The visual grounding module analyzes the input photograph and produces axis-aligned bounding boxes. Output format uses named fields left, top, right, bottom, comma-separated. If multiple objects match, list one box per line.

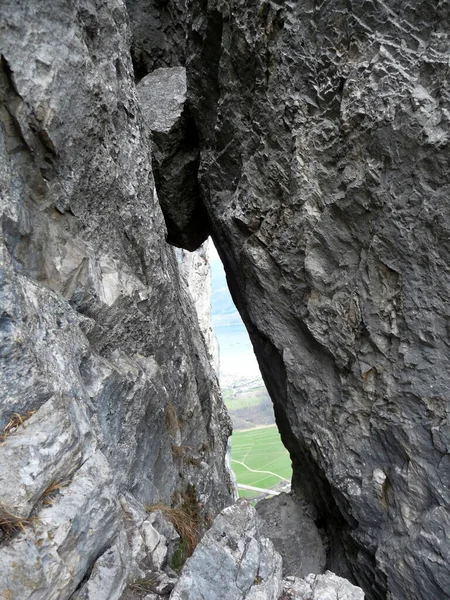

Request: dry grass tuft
left=146, top=484, right=200, bottom=556
left=171, top=444, right=186, bottom=459
left=165, top=402, right=179, bottom=434
left=0, top=410, right=36, bottom=443
left=128, top=575, right=158, bottom=594
left=0, top=504, right=36, bottom=540
left=41, top=478, right=72, bottom=505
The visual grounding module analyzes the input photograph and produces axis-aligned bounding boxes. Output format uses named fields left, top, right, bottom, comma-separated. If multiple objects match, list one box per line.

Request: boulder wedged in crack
left=137, top=67, right=209, bottom=251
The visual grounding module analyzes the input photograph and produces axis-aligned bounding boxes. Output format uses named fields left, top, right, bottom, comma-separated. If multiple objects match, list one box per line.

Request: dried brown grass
left=0, top=410, right=35, bottom=443
left=165, top=402, right=179, bottom=434
left=146, top=484, right=200, bottom=556
left=41, top=478, right=72, bottom=505
left=0, top=504, right=36, bottom=540
left=128, top=575, right=158, bottom=594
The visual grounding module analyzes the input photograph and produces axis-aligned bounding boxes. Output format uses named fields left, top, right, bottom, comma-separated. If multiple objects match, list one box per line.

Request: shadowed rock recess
left=1, top=1, right=449, bottom=600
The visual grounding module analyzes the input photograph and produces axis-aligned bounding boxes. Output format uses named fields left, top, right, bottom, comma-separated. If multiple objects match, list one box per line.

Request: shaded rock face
left=256, top=492, right=326, bottom=578
left=128, top=1, right=450, bottom=599
left=0, top=1, right=232, bottom=597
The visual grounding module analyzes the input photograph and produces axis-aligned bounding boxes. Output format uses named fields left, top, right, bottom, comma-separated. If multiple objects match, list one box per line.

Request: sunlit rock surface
left=0, top=1, right=232, bottom=597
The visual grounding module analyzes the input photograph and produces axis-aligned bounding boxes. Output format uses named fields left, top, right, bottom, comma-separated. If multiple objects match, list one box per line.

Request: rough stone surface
left=137, top=67, right=209, bottom=251
left=142, top=2, right=449, bottom=599
left=0, top=1, right=232, bottom=598
left=125, top=0, right=186, bottom=79
left=178, top=240, right=220, bottom=373
left=283, top=572, right=365, bottom=600
left=256, top=492, right=326, bottom=578
left=170, top=500, right=283, bottom=600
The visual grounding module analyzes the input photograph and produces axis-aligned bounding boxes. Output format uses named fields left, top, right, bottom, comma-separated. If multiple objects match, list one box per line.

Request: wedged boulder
left=256, top=492, right=326, bottom=578
left=170, top=500, right=282, bottom=600
left=137, top=67, right=209, bottom=251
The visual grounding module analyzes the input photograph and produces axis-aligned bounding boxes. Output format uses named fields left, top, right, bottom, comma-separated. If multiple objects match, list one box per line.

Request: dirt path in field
left=231, top=459, right=290, bottom=482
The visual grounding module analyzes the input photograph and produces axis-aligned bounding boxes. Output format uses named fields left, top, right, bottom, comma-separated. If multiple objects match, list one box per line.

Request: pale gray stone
left=71, top=531, right=130, bottom=600
left=0, top=452, right=121, bottom=600
left=282, top=572, right=364, bottom=600
left=0, top=2, right=232, bottom=599
left=170, top=500, right=282, bottom=600
left=141, top=521, right=168, bottom=570
left=0, top=393, right=92, bottom=518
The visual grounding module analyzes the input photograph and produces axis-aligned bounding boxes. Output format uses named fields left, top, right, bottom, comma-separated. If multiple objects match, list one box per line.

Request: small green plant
left=171, top=538, right=189, bottom=573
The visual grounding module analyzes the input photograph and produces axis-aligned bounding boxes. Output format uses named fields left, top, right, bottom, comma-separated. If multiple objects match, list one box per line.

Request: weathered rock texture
left=170, top=500, right=283, bottom=600
left=0, top=1, right=232, bottom=598
left=283, top=571, right=365, bottom=600
left=137, top=66, right=209, bottom=251
left=170, top=500, right=364, bottom=600
left=127, top=1, right=450, bottom=599
left=178, top=240, right=220, bottom=373
left=256, top=492, right=326, bottom=578
left=2, top=1, right=450, bottom=599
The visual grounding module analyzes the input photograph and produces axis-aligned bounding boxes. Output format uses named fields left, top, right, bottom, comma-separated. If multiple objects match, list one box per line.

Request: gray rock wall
left=179, top=2, right=450, bottom=599
left=0, top=1, right=232, bottom=598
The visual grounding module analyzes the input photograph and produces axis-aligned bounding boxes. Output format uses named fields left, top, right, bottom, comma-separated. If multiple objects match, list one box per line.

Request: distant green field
left=231, top=425, right=292, bottom=498
left=223, top=386, right=268, bottom=411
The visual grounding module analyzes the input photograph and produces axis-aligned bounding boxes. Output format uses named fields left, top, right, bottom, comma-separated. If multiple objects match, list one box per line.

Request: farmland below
left=231, top=425, right=292, bottom=499
left=210, top=247, right=291, bottom=496
left=222, top=381, right=275, bottom=430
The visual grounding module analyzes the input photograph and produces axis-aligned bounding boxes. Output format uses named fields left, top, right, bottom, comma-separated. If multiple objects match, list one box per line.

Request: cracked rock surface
left=0, top=1, right=232, bottom=598
left=170, top=501, right=364, bottom=600
left=256, top=492, right=326, bottom=578
left=154, top=1, right=449, bottom=598
left=170, top=500, right=283, bottom=600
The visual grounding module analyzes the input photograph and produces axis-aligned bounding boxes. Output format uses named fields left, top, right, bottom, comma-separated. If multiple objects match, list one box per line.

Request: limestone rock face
left=178, top=240, right=220, bottom=373
left=283, top=572, right=365, bottom=600
left=129, top=1, right=450, bottom=598
left=169, top=501, right=364, bottom=600
left=0, top=1, right=232, bottom=598
left=170, top=500, right=283, bottom=600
